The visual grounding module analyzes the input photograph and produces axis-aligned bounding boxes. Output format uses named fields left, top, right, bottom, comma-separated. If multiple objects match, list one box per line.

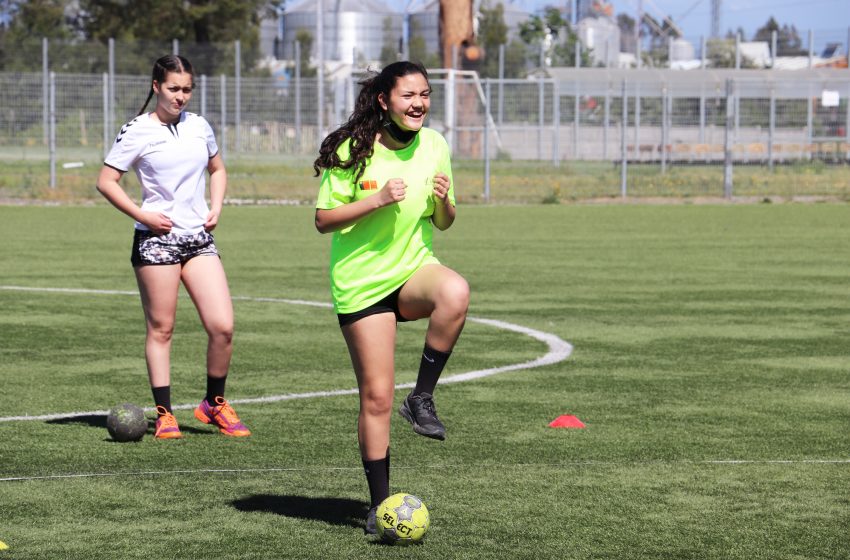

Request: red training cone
left=548, top=415, right=586, bottom=428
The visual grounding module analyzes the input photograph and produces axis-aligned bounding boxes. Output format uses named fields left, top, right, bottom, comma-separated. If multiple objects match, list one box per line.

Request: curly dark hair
left=312, top=61, right=429, bottom=184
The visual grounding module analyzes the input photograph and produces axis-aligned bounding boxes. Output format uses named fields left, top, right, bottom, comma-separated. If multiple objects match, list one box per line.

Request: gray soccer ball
left=106, top=403, right=148, bottom=442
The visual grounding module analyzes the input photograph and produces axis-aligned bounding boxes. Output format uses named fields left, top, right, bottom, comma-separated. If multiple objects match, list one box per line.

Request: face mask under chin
left=382, top=116, right=419, bottom=145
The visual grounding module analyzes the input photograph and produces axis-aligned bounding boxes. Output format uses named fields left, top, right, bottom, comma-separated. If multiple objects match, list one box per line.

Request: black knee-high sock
left=363, top=450, right=390, bottom=508
left=152, top=386, right=172, bottom=413
left=206, top=375, right=227, bottom=405
left=413, top=344, right=452, bottom=396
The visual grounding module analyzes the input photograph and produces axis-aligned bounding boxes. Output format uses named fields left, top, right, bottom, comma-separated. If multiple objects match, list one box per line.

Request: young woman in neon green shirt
left=314, top=61, right=469, bottom=535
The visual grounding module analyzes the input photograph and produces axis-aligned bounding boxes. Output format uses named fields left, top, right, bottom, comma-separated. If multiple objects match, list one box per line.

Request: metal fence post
left=771, top=30, right=777, bottom=68
left=220, top=74, right=227, bottom=161
left=498, top=44, right=504, bottom=126
left=661, top=84, right=668, bottom=174
left=200, top=74, right=207, bottom=117
left=846, top=80, right=850, bottom=161
left=552, top=79, right=560, bottom=166
left=768, top=86, right=775, bottom=171
left=294, top=41, right=301, bottom=147
left=573, top=81, right=579, bottom=159
left=621, top=80, right=628, bottom=198
left=235, top=40, right=241, bottom=152
left=724, top=78, right=734, bottom=199
left=102, top=73, right=109, bottom=159
left=699, top=83, right=706, bottom=143
left=484, top=79, right=491, bottom=203
left=49, top=71, right=56, bottom=189
left=172, top=38, right=179, bottom=55
left=446, top=69, right=456, bottom=153
left=806, top=83, right=813, bottom=152
left=735, top=33, right=741, bottom=69
left=603, top=82, right=610, bottom=160
left=634, top=82, right=640, bottom=159
left=317, top=0, right=325, bottom=145
left=108, top=38, right=115, bottom=145
left=808, top=29, right=814, bottom=69
left=42, top=38, right=48, bottom=146
left=538, top=74, right=544, bottom=160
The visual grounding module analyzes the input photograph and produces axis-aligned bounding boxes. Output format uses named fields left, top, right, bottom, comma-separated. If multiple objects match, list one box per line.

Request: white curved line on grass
left=0, top=285, right=573, bottom=423
left=3, top=459, right=850, bottom=483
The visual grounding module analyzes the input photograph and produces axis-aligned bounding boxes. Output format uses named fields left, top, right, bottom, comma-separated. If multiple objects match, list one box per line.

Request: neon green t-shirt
left=316, top=127, right=455, bottom=313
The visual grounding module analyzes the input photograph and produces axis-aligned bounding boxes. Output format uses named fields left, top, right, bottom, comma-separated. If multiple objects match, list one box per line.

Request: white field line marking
left=3, top=459, right=850, bottom=483
left=0, top=285, right=573, bottom=423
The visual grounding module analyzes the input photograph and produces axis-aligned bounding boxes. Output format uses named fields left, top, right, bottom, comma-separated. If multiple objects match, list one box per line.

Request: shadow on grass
left=45, top=414, right=210, bottom=437
left=232, top=494, right=368, bottom=530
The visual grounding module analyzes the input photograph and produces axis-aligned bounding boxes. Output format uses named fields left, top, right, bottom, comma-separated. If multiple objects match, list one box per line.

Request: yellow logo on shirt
left=359, top=179, right=378, bottom=190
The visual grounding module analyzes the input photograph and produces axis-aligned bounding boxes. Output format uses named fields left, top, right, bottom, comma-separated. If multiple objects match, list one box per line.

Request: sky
left=394, top=0, right=850, bottom=47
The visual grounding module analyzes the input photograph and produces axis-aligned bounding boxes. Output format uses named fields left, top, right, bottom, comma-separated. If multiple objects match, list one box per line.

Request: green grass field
left=1, top=204, right=849, bottom=559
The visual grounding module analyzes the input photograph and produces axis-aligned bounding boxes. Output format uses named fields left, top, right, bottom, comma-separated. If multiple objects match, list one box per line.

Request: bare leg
left=341, top=312, right=398, bottom=461
left=181, top=255, right=234, bottom=379
left=398, top=264, right=470, bottom=352
left=134, top=264, right=182, bottom=388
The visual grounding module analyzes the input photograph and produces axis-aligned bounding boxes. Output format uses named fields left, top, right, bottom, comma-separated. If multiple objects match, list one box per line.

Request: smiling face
left=152, top=71, right=193, bottom=123
left=378, top=72, right=431, bottom=132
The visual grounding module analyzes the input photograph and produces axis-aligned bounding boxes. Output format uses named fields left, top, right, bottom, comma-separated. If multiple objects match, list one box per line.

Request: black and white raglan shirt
left=104, top=111, right=219, bottom=235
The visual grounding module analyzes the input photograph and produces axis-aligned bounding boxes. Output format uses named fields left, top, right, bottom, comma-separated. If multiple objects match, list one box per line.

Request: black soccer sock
left=205, top=375, right=227, bottom=405
left=152, top=385, right=172, bottom=413
left=413, top=344, right=452, bottom=397
left=363, top=452, right=390, bottom=508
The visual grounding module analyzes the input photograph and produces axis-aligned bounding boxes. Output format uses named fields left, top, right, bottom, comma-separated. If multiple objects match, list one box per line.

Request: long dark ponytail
left=312, top=61, right=429, bottom=184
left=137, top=54, right=194, bottom=116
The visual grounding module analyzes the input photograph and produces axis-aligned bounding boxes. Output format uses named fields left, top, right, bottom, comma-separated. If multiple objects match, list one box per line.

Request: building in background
left=576, top=1, right=620, bottom=67
left=407, top=0, right=531, bottom=65
left=271, top=0, right=403, bottom=62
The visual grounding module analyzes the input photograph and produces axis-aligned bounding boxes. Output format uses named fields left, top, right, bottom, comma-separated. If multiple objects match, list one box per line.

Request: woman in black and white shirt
left=97, top=55, right=250, bottom=440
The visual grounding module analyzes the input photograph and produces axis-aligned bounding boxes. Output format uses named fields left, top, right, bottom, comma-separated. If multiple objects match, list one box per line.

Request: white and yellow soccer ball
left=376, top=493, right=430, bottom=545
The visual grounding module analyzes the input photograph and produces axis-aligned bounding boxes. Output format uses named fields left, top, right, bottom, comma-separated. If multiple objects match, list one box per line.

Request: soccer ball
left=376, top=493, right=430, bottom=545
left=106, top=403, right=148, bottom=442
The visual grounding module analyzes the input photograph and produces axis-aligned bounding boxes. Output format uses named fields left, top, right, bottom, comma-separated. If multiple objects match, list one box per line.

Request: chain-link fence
left=2, top=42, right=849, bottom=202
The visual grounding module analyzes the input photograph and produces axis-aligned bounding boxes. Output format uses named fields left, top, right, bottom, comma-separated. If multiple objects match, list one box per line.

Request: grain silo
left=280, top=0, right=403, bottom=62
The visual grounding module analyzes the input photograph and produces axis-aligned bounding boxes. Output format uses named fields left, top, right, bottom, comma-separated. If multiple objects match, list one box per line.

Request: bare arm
left=95, top=165, right=172, bottom=234
left=430, top=172, right=456, bottom=231
left=205, top=153, right=227, bottom=231
left=315, top=178, right=407, bottom=234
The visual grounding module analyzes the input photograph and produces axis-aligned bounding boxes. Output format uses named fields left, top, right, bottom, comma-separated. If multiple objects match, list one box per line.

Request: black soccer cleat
left=399, top=392, right=446, bottom=441
left=365, top=506, right=377, bottom=535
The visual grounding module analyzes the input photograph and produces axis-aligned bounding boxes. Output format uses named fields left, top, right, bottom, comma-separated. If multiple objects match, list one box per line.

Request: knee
left=147, top=322, right=174, bottom=344
left=361, top=390, right=394, bottom=418
left=438, top=276, right=470, bottom=318
left=208, top=322, right=234, bottom=346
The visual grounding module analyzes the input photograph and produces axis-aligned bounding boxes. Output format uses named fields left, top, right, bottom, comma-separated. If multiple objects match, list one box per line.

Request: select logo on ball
left=375, top=493, right=429, bottom=545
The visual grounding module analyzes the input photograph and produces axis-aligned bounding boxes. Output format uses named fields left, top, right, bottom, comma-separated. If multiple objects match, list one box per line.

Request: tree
left=518, top=6, right=590, bottom=68
left=617, top=13, right=636, bottom=55
left=294, top=29, right=316, bottom=77
left=776, top=24, right=807, bottom=56
left=706, top=37, right=755, bottom=68
left=77, top=0, right=279, bottom=75
left=476, top=1, right=524, bottom=78
left=0, top=0, right=74, bottom=70
left=379, top=16, right=400, bottom=67
left=753, top=17, right=779, bottom=45
left=407, top=18, right=440, bottom=69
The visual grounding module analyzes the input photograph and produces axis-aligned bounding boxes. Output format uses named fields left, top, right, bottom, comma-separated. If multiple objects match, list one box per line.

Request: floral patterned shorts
left=130, top=230, right=219, bottom=267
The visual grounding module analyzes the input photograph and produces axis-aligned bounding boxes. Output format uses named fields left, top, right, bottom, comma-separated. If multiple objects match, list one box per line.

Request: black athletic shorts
left=336, top=285, right=411, bottom=327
